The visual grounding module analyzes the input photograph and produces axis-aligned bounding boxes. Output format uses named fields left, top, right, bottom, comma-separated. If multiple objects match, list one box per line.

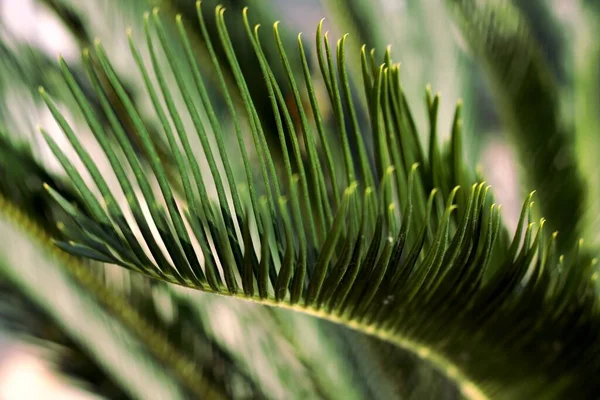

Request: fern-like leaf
left=39, top=4, right=600, bottom=399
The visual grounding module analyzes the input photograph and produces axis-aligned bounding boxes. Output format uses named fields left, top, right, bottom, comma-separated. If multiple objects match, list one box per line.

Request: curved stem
left=214, top=291, right=489, bottom=400
left=1, top=194, right=486, bottom=399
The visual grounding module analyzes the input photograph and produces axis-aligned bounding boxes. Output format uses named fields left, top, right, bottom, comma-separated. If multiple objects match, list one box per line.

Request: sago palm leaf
left=38, top=3, right=600, bottom=399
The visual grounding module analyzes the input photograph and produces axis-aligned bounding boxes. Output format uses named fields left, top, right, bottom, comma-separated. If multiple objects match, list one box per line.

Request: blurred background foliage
left=0, top=0, right=598, bottom=398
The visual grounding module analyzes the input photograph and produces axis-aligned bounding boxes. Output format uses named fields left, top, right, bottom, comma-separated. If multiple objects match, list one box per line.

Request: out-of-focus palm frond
left=445, top=0, right=589, bottom=253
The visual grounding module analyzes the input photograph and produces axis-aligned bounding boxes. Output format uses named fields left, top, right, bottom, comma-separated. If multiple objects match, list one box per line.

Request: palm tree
left=1, top=0, right=599, bottom=399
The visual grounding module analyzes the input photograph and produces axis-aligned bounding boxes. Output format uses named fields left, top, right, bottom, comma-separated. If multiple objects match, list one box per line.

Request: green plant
left=1, top=1, right=599, bottom=399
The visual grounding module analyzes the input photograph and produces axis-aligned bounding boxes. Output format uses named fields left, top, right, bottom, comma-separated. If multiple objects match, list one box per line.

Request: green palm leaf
left=39, top=3, right=600, bottom=399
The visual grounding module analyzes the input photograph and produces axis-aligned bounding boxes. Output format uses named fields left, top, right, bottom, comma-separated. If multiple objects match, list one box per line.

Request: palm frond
left=39, top=4, right=600, bottom=399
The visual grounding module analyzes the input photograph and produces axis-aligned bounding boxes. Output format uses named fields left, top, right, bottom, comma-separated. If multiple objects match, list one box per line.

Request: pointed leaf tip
left=346, top=182, right=359, bottom=195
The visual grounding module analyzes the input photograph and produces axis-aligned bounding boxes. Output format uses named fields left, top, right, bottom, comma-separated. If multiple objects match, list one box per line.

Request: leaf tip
left=345, top=181, right=359, bottom=195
